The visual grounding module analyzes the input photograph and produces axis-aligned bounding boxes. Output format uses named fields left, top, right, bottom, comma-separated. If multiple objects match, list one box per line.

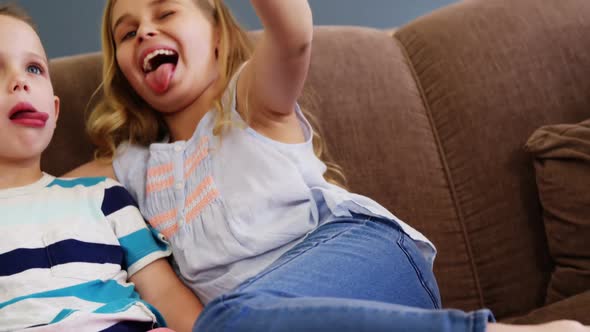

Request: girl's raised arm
left=237, top=0, right=313, bottom=142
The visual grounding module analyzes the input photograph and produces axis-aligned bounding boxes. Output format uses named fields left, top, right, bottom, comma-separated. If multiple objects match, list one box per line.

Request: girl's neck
left=164, top=77, right=221, bottom=142
left=0, top=158, right=43, bottom=190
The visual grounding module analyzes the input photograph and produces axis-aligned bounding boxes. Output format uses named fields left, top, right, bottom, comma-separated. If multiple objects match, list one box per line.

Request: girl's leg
left=236, top=214, right=441, bottom=308
left=193, top=215, right=494, bottom=332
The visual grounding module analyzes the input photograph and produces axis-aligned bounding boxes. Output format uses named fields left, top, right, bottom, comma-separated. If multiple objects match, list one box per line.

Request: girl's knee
left=196, top=289, right=293, bottom=331
left=193, top=291, right=258, bottom=332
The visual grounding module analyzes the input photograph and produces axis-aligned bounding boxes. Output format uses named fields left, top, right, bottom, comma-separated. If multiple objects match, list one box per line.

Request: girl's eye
left=160, top=11, right=174, bottom=19
left=122, top=30, right=136, bottom=42
left=26, top=64, right=43, bottom=75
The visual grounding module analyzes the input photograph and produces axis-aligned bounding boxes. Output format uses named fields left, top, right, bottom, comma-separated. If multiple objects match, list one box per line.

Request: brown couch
left=45, top=0, right=590, bottom=324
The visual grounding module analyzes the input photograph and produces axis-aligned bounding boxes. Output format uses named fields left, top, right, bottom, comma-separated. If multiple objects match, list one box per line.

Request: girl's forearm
left=250, top=0, right=313, bottom=51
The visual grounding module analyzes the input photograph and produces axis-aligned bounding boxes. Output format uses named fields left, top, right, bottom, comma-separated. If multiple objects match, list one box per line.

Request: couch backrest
left=394, top=0, right=590, bottom=318
left=46, top=0, right=590, bottom=319
left=47, top=53, right=102, bottom=172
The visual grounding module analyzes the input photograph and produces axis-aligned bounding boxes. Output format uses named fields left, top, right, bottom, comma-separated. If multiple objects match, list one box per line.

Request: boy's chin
left=5, top=140, right=52, bottom=163
left=0, top=152, right=42, bottom=165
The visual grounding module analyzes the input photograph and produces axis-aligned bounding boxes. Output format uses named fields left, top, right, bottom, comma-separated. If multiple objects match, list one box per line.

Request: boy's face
left=0, top=15, right=59, bottom=164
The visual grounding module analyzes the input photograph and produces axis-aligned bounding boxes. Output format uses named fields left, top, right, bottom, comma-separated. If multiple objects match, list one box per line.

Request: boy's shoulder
left=45, top=176, right=137, bottom=212
left=46, top=176, right=122, bottom=190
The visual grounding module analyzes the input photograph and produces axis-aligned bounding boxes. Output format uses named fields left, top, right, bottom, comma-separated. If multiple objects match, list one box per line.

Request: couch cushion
left=525, top=119, right=590, bottom=305
left=395, top=0, right=590, bottom=318
left=503, top=290, right=590, bottom=324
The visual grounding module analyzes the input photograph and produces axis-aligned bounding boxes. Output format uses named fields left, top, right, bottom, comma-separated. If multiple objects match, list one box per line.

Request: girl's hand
left=488, top=321, right=589, bottom=332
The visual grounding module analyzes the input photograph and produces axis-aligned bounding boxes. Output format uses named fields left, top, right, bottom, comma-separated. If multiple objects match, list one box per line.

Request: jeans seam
left=235, top=218, right=371, bottom=293
left=396, top=229, right=440, bottom=309
left=208, top=295, right=238, bottom=332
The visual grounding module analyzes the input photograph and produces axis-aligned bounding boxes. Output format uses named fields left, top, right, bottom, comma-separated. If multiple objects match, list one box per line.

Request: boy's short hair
left=0, top=3, right=37, bottom=32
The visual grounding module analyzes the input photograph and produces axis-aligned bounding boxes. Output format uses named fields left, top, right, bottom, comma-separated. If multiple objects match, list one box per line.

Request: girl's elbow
left=294, top=39, right=312, bottom=59
left=280, top=29, right=313, bottom=59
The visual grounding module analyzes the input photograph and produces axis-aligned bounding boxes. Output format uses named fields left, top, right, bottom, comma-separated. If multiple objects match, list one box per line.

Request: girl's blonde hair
left=87, top=0, right=346, bottom=187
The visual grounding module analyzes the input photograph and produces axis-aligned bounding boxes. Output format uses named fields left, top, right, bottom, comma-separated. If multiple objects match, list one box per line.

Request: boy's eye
left=122, top=30, right=136, bottom=42
left=26, top=64, right=43, bottom=75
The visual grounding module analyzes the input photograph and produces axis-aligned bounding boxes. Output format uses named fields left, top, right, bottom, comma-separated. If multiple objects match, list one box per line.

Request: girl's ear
left=213, top=25, right=220, bottom=55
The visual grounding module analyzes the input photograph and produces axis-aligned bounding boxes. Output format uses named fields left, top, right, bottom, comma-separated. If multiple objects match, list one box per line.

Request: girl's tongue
left=145, top=63, right=175, bottom=94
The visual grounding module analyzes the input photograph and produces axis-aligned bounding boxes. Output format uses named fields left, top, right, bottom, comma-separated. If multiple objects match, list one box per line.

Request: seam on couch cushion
left=392, top=31, right=485, bottom=309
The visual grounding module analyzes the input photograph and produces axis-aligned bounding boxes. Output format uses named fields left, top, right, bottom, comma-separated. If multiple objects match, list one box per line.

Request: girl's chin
left=145, top=97, right=185, bottom=114
left=139, top=87, right=174, bottom=103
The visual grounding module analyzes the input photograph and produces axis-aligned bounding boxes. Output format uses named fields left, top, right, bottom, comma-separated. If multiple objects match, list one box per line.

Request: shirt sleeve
left=100, top=178, right=172, bottom=277
left=112, top=142, right=150, bottom=204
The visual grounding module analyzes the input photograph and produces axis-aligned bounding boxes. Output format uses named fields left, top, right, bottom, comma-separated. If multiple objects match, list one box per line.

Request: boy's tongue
left=146, top=63, right=175, bottom=94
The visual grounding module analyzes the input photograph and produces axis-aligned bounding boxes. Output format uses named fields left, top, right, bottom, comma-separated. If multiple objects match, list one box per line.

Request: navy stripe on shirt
left=101, top=186, right=138, bottom=216
left=99, top=321, right=155, bottom=332
left=0, top=239, right=123, bottom=277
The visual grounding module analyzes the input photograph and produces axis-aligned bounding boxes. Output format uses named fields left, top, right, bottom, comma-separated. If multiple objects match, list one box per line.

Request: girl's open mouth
left=141, top=48, right=179, bottom=94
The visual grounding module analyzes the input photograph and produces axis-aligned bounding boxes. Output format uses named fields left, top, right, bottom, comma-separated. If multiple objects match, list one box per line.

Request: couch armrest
left=501, top=290, right=590, bottom=324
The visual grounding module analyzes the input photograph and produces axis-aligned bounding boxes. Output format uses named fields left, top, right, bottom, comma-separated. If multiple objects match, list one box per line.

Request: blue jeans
left=193, top=214, right=494, bottom=332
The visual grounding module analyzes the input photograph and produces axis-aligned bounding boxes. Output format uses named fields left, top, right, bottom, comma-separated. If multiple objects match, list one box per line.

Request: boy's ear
left=53, top=96, right=60, bottom=122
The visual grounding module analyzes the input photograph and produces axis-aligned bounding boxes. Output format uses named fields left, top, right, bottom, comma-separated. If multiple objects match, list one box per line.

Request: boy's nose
left=11, top=79, right=30, bottom=92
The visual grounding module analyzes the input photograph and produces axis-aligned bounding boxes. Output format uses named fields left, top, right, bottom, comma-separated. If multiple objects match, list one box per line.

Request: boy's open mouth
left=141, top=48, right=179, bottom=94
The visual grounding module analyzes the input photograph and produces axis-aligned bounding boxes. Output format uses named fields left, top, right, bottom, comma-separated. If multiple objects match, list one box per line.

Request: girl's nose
left=137, top=27, right=157, bottom=43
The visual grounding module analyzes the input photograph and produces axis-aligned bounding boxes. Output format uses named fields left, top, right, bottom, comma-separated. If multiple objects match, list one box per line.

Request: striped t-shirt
left=0, top=174, right=171, bottom=332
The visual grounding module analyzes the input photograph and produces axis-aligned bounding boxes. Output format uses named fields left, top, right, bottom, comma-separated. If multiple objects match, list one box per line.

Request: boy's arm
left=130, top=258, right=203, bottom=332
left=99, top=179, right=201, bottom=331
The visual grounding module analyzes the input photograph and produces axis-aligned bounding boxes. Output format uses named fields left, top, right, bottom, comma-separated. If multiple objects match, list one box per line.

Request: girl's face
left=111, top=0, right=219, bottom=113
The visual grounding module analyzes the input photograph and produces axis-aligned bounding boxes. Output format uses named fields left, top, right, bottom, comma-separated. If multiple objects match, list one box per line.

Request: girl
left=69, top=0, right=588, bottom=331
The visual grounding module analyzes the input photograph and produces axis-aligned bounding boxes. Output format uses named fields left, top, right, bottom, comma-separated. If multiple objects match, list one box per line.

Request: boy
left=0, top=5, right=201, bottom=331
